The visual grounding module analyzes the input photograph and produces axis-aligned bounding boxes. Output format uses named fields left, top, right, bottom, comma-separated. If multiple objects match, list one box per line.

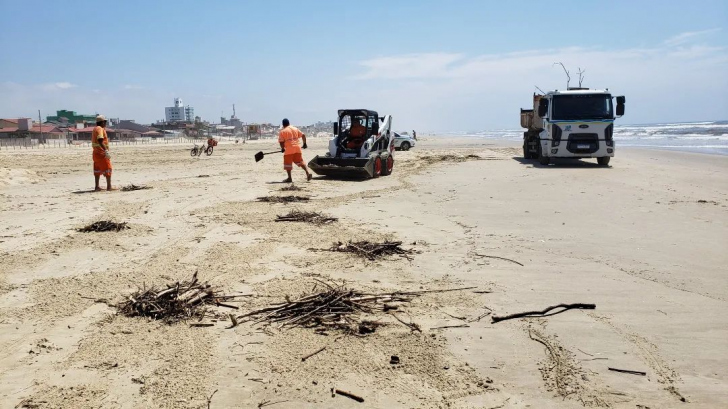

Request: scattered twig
left=226, top=314, right=238, bottom=329
left=206, top=389, right=218, bottom=409
left=190, top=323, right=214, bottom=327
left=258, top=399, right=288, bottom=408
left=430, top=324, right=470, bottom=330
left=301, top=346, right=327, bottom=361
left=468, top=307, right=492, bottom=322
left=487, top=397, right=511, bottom=409
left=608, top=367, right=646, bottom=376
left=335, top=389, right=364, bottom=403
left=492, top=303, right=596, bottom=323
left=390, top=313, right=422, bottom=332
left=473, top=253, right=524, bottom=266
left=577, top=348, right=594, bottom=356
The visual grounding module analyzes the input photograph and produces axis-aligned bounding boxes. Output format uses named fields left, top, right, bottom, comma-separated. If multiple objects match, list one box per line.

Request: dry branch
left=301, top=346, right=327, bottom=361
left=492, top=303, right=596, bottom=323
left=275, top=210, right=337, bottom=225
left=608, top=367, right=646, bottom=376
left=473, top=253, right=524, bottom=266
left=257, top=195, right=310, bottom=203
left=335, top=389, right=364, bottom=403
left=279, top=185, right=303, bottom=192
left=77, top=221, right=129, bottom=233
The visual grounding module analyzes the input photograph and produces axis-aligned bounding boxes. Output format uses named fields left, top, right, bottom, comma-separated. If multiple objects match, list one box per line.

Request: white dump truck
left=521, top=89, right=625, bottom=166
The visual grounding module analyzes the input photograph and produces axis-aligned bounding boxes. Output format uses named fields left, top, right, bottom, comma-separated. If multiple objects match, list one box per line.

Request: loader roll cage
left=334, top=109, right=384, bottom=158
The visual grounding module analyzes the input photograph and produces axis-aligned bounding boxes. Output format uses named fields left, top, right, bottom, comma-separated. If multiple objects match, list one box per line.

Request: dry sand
left=0, top=137, right=726, bottom=408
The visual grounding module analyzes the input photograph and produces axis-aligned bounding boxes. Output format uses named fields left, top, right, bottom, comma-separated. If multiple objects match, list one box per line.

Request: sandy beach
left=0, top=137, right=726, bottom=408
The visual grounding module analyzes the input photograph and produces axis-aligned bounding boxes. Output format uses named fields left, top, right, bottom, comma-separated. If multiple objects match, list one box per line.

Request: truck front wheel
left=597, top=157, right=611, bottom=166
left=537, top=144, right=550, bottom=166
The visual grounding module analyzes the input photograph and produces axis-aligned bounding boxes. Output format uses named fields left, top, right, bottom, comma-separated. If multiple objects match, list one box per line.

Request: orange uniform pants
left=283, top=153, right=304, bottom=170
left=93, top=152, right=112, bottom=176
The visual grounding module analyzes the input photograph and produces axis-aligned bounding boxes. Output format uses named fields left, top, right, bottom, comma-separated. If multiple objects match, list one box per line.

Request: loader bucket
left=308, top=156, right=375, bottom=179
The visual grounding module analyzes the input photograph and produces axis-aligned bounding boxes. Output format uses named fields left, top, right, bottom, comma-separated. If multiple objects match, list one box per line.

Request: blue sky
left=1, top=0, right=727, bottom=131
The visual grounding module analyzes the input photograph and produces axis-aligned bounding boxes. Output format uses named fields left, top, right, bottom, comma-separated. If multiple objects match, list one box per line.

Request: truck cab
left=521, top=89, right=625, bottom=166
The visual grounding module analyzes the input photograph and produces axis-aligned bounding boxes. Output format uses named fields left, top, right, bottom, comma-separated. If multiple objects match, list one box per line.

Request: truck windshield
left=552, top=94, right=613, bottom=120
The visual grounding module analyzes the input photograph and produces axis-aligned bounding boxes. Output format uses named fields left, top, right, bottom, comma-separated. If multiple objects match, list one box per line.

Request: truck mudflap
left=308, top=155, right=375, bottom=179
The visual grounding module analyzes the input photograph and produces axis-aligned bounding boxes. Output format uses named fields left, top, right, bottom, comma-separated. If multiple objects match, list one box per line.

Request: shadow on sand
left=512, top=157, right=611, bottom=169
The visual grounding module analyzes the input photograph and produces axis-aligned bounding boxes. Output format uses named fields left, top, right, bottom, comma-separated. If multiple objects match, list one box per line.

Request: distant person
left=412, top=130, right=417, bottom=140
left=278, top=118, right=312, bottom=183
left=92, top=115, right=114, bottom=191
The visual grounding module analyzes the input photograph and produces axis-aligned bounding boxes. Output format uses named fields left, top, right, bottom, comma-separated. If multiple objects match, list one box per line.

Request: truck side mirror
left=333, top=122, right=338, bottom=135
left=538, top=99, right=549, bottom=117
left=616, top=96, right=625, bottom=116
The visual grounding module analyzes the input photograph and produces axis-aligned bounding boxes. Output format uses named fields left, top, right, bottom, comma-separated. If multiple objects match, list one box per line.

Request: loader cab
left=334, top=109, right=379, bottom=157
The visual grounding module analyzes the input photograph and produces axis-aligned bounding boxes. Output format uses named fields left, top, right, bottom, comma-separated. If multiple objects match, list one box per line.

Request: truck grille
left=566, top=133, right=599, bottom=154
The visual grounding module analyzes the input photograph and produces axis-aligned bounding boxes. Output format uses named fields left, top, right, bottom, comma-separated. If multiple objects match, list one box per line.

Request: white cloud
left=351, top=32, right=728, bottom=130
left=123, top=84, right=144, bottom=90
left=39, top=82, right=77, bottom=91
left=353, top=53, right=464, bottom=79
left=664, top=28, right=721, bottom=47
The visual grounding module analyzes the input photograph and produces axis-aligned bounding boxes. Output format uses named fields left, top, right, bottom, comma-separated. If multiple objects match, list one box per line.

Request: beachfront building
left=165, top=98, right=194, bottom=123
left=46, top=110, right=96, bottom=125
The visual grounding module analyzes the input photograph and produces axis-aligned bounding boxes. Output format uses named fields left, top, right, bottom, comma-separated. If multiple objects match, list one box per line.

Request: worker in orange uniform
left=347, top=117, right=367, bottom=149
left=92, top=115, right=115, bottom=191
left=278, top=118, right=312, bottom=183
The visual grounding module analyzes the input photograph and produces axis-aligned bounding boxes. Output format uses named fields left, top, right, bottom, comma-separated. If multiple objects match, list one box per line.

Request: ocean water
left=442, top=120, right=728, bottom=155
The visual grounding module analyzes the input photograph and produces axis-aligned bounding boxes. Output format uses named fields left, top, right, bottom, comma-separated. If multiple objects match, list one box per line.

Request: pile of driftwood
left=117, top=273, right=241, bottom=323
left=257, top=195, right=310, bottom=203
left=77, top=221, right=129, bottom=233
left=238, top=282, right=475, bottom=333
left=120, top=184, right=152, bottom=192
left=319, top=241, right=417, bottom=261
left=239, top=282, right=414, bottom=332
left=275, top=210, right=338, bottom=225
left=280, top=185, right=303, bottom=192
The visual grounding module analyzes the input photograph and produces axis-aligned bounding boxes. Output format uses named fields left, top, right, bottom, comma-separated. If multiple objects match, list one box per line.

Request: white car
left=393, top=132, right=416, bottom=151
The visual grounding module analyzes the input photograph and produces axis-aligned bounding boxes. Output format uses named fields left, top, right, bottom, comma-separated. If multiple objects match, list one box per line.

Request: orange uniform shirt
left=278, top=126, right=303, bottom=155
left=92, top=126, right=108, bottom=155
left=350, top=122, right=366, bottom=138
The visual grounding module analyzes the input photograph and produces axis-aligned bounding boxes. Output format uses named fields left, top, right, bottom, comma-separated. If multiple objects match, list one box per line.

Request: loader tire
left=373, top=156, right=383, bottom=178
left=382, top=155, right=394, bottom=176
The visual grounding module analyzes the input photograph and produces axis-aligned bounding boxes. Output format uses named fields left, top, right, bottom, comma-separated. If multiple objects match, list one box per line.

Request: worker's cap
left=282, top=118, right=290, bottom=127
left=96, top=115, right=106, bottom=122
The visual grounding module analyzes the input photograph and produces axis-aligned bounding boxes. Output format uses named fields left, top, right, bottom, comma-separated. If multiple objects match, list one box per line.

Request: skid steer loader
left=308, top=109, right=394, bottom=179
